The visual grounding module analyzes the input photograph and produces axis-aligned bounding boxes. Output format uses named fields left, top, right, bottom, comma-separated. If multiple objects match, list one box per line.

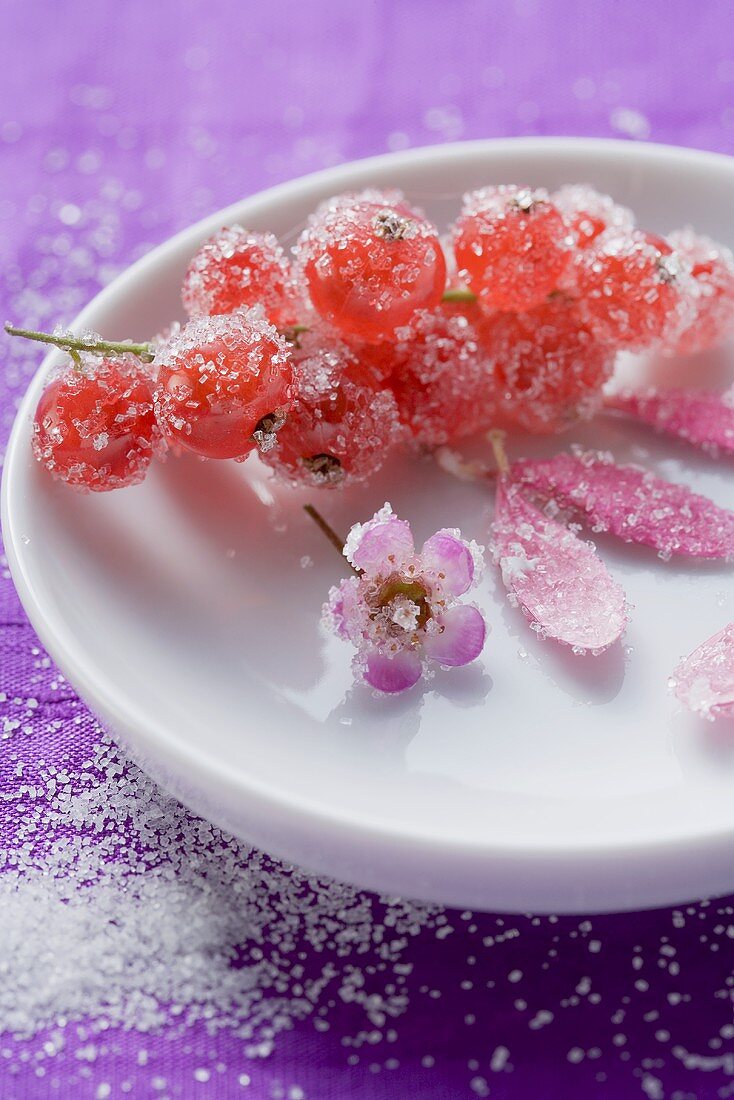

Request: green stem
left=441, top=287, right=478, bottom=304
left=304, top=504, right=361, bottom=575
left=4, top=323, right=155, bottom=364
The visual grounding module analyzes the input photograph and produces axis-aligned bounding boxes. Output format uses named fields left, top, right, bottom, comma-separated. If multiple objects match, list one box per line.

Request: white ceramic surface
left=4, top=138, right=734, bottom=914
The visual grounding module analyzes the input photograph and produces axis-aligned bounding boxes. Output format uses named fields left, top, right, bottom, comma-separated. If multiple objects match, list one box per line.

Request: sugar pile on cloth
left=4, top=689, right=734, bottom=1100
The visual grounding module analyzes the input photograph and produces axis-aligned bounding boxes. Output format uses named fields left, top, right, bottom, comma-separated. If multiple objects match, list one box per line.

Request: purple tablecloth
left=3, top=2, right=734, bottom=1096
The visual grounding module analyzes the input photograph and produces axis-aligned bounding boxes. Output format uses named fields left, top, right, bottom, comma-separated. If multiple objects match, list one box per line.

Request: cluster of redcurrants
left=29, top=183, right=734, bottom=492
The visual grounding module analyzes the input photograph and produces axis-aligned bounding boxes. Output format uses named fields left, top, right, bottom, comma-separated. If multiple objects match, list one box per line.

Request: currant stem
left=487, top=429, right=510, bottom=476
left=303, top=504, right=361, bottom=575
left=441, top=287, right=478, bottom=304
left=433, top=445, right=495, bottom=483
left=281, top=324, right=310, bottom=342
left=4, top=323, right=155, bottom=364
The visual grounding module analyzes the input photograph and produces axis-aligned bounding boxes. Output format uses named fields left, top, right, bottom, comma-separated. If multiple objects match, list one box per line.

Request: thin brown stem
left=433, top=445, right=495, bottom=484
left=487, top=429, right=510, bottom=476
left=304, top=504, right=362, bottom=575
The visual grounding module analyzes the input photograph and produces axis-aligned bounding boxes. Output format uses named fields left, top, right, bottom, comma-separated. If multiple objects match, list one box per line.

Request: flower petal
left=323, top=577, right=361, bottom=640
left=364, top=649, right=423, bottom=694
left=424, top=604, right=487, bottom=667
left=421, top=529, right=481, bottom=596
left=344, top=503, right=414, bottom=575
left=670, top=622, right=734, bottom=720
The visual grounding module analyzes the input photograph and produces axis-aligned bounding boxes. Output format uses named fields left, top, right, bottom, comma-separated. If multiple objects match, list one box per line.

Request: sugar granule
left=0, top=735, right=439, bottom=1048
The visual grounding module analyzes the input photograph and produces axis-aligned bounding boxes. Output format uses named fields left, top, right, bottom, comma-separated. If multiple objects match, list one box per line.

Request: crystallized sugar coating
left=491, top=478, right=627, bottom=652
left=153, top=310, right=293, bottom=460
left=311, top=187, right=421, bottom=220
left=0, top=734, right=442, bottom=1049
left=182, top=225, right=301, bottom=326
left=324, top=503, right=486, bottom=692
left=32, top=355, right=161, bottom=491
left=452, top=185, right=571, bottom=312
left=553, top=184, right=634, bottom=249
left=483, top=298, right=615, bottom=434
left=260, top=331, right=403, bottom=487
left=512, top=449, right=734, bottom=560
left=667, top=228, right=734, bottom=355
left=607, top=385, right=734, bottom=456
left=296, top=190, right=447, bottom=342
left=387, top=306, right=497, bottom=446
left=670, top=623, right=734, bottom=720
left=575, top=228, right=695, bottom=351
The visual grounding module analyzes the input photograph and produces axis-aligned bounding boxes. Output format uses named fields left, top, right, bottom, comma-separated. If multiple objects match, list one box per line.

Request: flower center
left=371, top=573, right=431, bottom=631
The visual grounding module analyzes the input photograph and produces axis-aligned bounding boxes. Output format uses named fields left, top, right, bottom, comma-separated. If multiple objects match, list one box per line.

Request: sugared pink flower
left=323, top=504, right=487, bottom=693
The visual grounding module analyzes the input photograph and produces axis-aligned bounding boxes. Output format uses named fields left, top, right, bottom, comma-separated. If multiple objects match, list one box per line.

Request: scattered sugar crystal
left=0, top=735, right=441, bottom=1055
left=610, top=107, right=651, bottom=140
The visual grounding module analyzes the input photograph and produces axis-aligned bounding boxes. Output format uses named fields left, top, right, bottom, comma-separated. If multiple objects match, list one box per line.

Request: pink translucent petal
left=364, top=649, right=423, bottom=694
left=324, top=577, right=361, bottom=640
left=670, top=623, right=734, bottom=720
left=344, top=504, right=414, bottom=575
left=492, top=480, right=627, bottom=653
left=607, top=386, right=734, bottom=456
left=424, top=604, right=487, bottom=666
left=513, top=450, right=734, bottom=560
left=421, top=529, right=477, bottom=596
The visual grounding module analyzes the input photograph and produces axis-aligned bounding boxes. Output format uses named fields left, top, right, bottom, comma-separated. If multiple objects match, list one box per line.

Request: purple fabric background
left=3, top=1, right=734, bottom=1096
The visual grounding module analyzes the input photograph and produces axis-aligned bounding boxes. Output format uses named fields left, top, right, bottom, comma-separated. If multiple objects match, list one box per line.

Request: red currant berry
left=452, top=185, right=571, bottom=312
left=260, top=332, right=403, bottom=487
left=153, top=312, right=292, bottom=460
left=667, top=228, right=734, bottom=355
left=296, top=191, right=446, bottom=343
left=388, top=307, right=497, bottom=446
left=553, top=184, right=634, bottom=249
left=32, top=357, right=159, bottom=490
left=182, top=226, right=301, bottom=327
left=483, top=298, right=615, bottom=434
left=575, top=229, right=695, bottom=351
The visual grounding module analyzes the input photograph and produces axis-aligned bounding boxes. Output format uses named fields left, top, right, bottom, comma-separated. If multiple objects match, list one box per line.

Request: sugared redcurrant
left=260, top=331, right=403, bottom=487
left=153, top=312, right=292, bottom=460
left=575, top=229, right=694, bottom=351
left=33, top=357, right=159, bottom=490
left=667, top=228, right=734, bottom=355
left=182, top=226, right=301, bottom=327
left=483, top=297, right=615, bottom=434
left=296, top=191, right=446, bottom=343
left=388, top=307, right=497, bottom=446
left=452, top=185, right=571, bottom=312
left=553, top=184, right=634, bottom=249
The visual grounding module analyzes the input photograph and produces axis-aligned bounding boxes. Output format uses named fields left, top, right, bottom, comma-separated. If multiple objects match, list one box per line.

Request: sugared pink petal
left=323, top=577, right=361, bottom=640
left=421, top=529, right=481, bottom=596
left=344, top=502, right=414, bottom=575
left=492, top=480, right=627, bottom=652
left=513, top=450, right=734, bottom=560
left=424, top=604, right=487, bottom=666
left=364, top=649, right=423, bottom=694
left=607, top=386, right=734, bottom=456
left=669, top=623, right=734, bottom=720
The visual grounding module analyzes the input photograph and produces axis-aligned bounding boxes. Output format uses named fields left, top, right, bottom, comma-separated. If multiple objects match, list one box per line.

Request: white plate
left=4, top=138, right=734, bottom=914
